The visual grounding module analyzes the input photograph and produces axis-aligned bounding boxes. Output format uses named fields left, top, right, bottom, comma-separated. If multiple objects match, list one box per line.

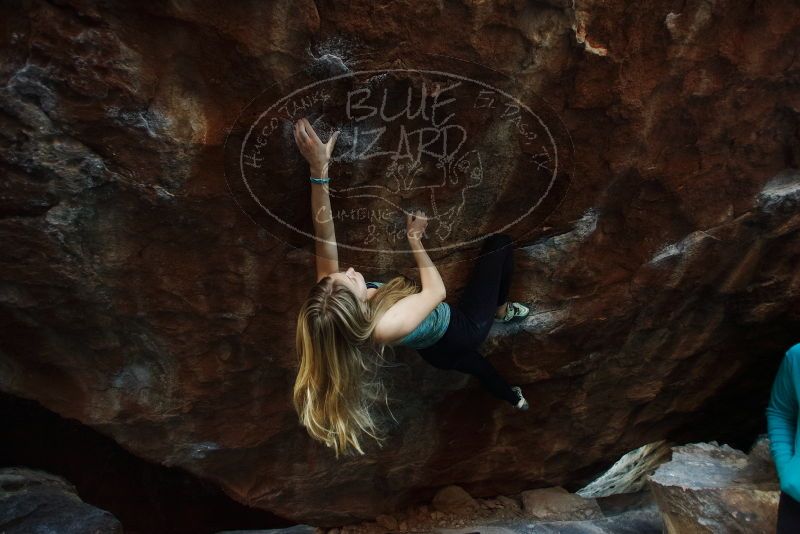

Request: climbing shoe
left=511, top=386, right=529, bottom=410
left=495, top=301, right=530, bottom=323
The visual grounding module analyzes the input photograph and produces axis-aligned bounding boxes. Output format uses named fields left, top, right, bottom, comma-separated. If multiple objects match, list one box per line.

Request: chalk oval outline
left=230, top=68, right=572, bottom=253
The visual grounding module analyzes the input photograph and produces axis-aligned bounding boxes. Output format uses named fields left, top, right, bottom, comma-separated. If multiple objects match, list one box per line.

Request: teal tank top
left=366, top=281, right=450, bottom=349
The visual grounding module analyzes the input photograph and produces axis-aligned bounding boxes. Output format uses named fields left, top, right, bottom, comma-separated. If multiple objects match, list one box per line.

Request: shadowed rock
left=0, top=467, right=122, bottom=534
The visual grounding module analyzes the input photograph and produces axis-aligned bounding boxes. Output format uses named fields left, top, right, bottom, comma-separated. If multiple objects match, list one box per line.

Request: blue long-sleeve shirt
left=766, top=343, right=800, bottom=500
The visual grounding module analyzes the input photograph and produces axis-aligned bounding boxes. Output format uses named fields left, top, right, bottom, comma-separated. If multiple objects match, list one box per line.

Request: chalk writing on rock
left=224, top=61, right=573, bottom=265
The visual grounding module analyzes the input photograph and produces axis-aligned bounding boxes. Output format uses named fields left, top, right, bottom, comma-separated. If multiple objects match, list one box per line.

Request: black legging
left=778, top=491, right=800, bottom=533
left=417, top=233, right=519, bottom=405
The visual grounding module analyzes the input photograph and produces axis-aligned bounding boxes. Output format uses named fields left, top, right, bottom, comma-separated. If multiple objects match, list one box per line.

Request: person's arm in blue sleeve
left=766, top=344, right=800, bottom=500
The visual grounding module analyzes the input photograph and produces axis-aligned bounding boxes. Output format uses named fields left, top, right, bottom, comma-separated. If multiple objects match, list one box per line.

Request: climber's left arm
left=293, top=118, right=341, bottom=283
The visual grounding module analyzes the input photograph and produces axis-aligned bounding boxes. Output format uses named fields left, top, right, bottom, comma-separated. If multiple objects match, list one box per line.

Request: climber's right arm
left=408, top=238, right=446, bottom=300
left=373, top=289, right=445, bottom=345
left=407, top=214, right=446, bottom=299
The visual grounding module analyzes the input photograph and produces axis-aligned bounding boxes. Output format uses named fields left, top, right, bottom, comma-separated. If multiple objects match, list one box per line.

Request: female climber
left=291, top=117, right=531, bottom=459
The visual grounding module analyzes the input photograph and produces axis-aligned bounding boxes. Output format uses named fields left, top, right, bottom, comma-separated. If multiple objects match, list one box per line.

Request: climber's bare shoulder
left=372, top=290, right=445, bottom=346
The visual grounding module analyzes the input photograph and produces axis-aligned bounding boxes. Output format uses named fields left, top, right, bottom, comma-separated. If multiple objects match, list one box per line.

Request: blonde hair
left=293, top=274, right=420, bottom=458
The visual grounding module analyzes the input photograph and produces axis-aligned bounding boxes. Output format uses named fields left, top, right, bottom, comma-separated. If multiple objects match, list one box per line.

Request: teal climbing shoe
left=494, top=301, right=530, bottom=323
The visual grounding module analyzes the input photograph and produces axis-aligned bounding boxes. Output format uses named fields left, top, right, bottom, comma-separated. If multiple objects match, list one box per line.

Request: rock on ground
left=0, top=467, right=123, bottom=534
left=577, top=440, right=673, bottom=498
left=520, top=486, right=603, bottom=521
left=216, top=528, right=317, bottom=534
left=332, top=484, right=661, bottom=534
left=648, top=437, right=779, bottom=533
left=433, top=485, right=481, bottom=515
left=434, top=504, right=662, bottom=534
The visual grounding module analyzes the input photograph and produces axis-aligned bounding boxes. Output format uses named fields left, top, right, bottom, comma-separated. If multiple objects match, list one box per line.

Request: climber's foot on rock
left=511, top=386, right=529, bottom=410
left=495, top=301, right=530, bottom=323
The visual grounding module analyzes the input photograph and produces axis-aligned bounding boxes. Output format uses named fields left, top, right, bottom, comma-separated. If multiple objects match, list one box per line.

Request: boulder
left=520, top=486, right=603, bottom=521
left=374, top=514, right=398, bottom=530
left=578, top=441, right=673, bottom=498
left=432, top=485, right=480, bottom=514
left=496, top=495, right=521, bottom=511
left=1, top=0, right=799, bottom=526
left=0, top=467, right=122, bottom=533
left=648, top=438, right=779, bottom=533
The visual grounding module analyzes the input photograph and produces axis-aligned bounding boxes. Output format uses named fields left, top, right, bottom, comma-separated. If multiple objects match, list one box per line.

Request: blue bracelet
left=310, top=177, right=330, bottom=184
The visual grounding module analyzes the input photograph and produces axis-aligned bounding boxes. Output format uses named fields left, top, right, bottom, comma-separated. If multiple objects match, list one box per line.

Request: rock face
left=0, top=467, right=123, bottom=533
left=1, top=0, right=799, bottom=527
left=648, top=438, right=779, bottom=533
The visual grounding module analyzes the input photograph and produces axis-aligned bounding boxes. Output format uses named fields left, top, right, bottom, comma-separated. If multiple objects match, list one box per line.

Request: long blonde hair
left=293, top=274, right=420, bottom=458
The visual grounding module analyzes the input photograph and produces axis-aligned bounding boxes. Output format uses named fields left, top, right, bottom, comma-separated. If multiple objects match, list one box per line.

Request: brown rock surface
left=1, top=0, right=799, bottom=527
